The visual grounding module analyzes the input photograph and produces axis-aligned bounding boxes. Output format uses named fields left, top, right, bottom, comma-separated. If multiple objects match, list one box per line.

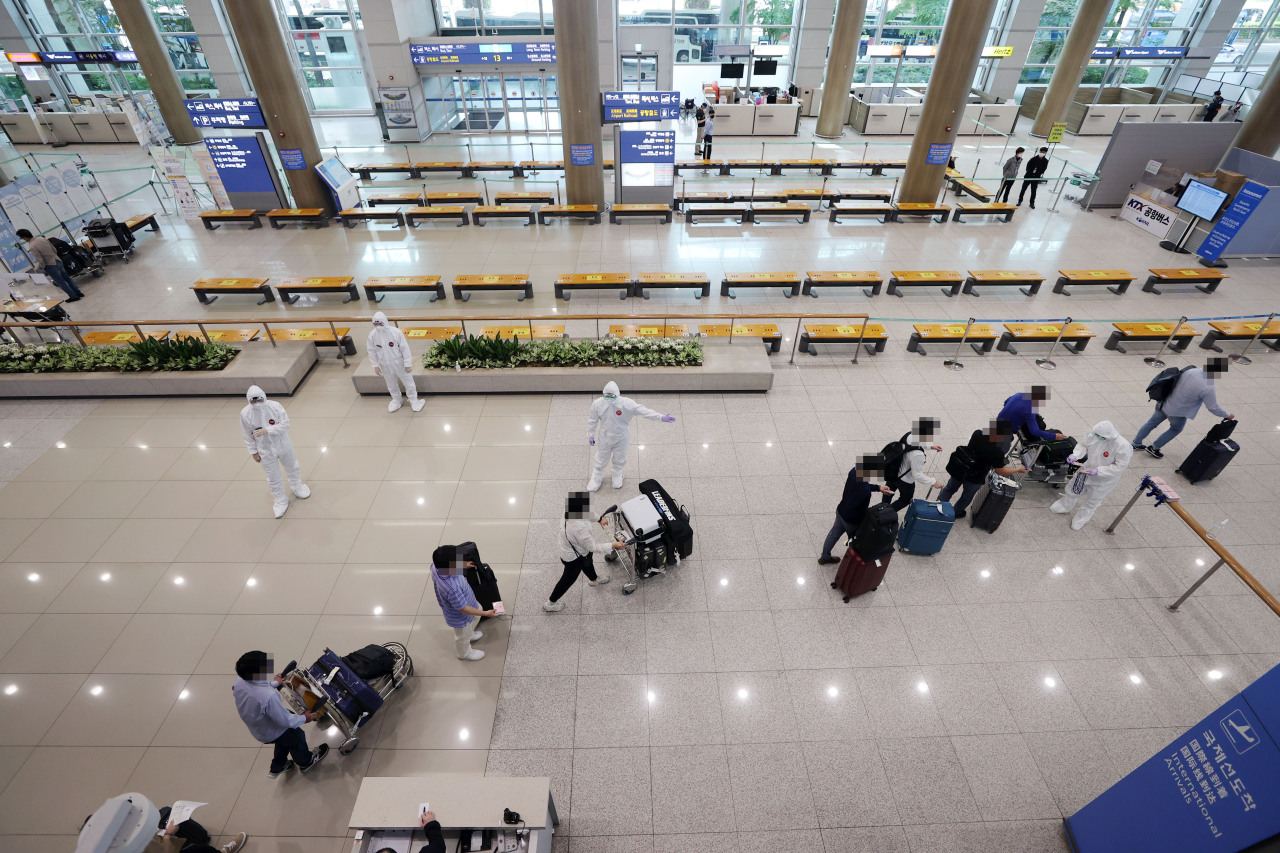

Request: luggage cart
left=83, top=218, right=135, bottom=263
left=603, top=494, right=669, bottom=595
left=277, top=641, right=412, bottom=755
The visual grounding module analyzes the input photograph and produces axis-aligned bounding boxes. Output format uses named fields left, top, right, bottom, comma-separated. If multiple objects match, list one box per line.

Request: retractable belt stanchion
left=851, top=316, right=870, bottom=365
left=1144, top=315, right=1187, bottom=368
left=1037, top=316, right=1071, bottom=370
left=945, top=318, right=975, bottom=371
left=1230, top=311, right=1274, bottom=366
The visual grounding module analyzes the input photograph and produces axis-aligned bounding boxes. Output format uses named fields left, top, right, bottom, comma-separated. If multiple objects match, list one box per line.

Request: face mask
left=604, top=393, right=617, bottom=400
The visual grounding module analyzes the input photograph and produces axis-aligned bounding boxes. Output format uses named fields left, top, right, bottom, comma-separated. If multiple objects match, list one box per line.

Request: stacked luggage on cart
left=606, top=478, right=693, bottom=594
left=83, top=217, right=135, bottom=263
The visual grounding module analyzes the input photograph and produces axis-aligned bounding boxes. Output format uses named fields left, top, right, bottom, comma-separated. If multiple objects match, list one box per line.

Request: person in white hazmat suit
left=1050, top=420, right=1132, bottom=530
left=241, top=385, right=310, bottom=519
left=586, top=381, right=676, bottom=491
left=368, top=312, right=424, bottom=413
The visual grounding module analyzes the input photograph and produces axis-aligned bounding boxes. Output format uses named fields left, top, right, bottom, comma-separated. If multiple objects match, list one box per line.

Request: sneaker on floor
left=588, top=574, right=610, bottom=585
left=543, top=600, right=565, bottom=612
left=817, top=556, right=839, bottom=565
left=220, top=833, right=248, bottom=853
left=409, top=398, right=425, bottom=413
left=293, top=484, right=311, bottom=499
left=388, top=399, right=403, bottom=413
left=299, top=743, right=329, bottom=775
left=954, top=509, right=967, bottom=519
left=1133, top=443, right=1146, bottom=451
left=1145, top=446, right=1164, bottom=459
left=470, top=629, right=484, bottom=641
left=268, top=759, right=295, bottom=779
left=273, top=503, right=289, bottom=519
left=462, top=649, right=485, bottom=661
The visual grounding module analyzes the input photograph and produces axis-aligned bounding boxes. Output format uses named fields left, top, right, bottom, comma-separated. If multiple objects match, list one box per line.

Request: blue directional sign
left=618, top=130, right=675, bottom=187
left=410, top=42, right=556, bottom=65
left=1091, top=47, right=1120, bottom=59
left=185, top=98, right=267, bottom=129
left=39, top=52, right=78, bottom=63
left=113, top=51, right=138, bottom=63
left=1120, top=46, right=1188, bottom=58
left=205, top=137, right=277, bottom=194
left=1198, top=181, right=1269, bottom=263
left=601, top=91, right=680, bottom=123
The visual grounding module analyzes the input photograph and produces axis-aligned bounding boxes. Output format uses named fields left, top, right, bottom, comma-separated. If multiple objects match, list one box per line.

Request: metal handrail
left=0, top=311, right=870, bottom=328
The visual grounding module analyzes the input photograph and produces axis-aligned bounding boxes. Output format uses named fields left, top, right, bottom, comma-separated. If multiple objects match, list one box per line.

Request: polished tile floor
left=1, top=114, right=1279, bottom=852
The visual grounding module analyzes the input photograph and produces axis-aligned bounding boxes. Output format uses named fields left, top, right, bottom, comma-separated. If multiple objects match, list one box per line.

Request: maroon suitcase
left=831, top=546, right=891, bottom=602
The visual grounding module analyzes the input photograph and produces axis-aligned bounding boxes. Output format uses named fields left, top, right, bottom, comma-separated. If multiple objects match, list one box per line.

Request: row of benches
left=74, top=319, right=1280, bottom=361
left=346, top=158, right=907, bottom=181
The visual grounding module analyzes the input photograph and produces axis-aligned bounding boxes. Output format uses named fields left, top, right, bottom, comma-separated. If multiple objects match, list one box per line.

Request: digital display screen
left=754, top=59, right=778, bottom=75
left=601, top=91, right=680, bottom=123
left=410, top=42, right=556, bottom=65
left=184, top=98, right=267, bottom=129
left=205, top=137, right=277, bottom=194
left=113, top=51, right=138, bottom=63
left=315, top=157, right=354, bottom=190
left=619, top=130, right=675, bottom=187
left=721, top=63, right=744, bottom=79
left=1177, top=180, right=1230, bottom=220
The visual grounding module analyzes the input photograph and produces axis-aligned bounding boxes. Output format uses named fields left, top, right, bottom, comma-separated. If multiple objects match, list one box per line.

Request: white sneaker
left=388, top=399, right=403, bottom=413
left=588, top=575, right=610, bottom=586
left=543, top=600, right=565, bottom=612
left=470, top=629, right=484, bottom=641
left=294, top=484, right=311, bottom=499
left=409, top=398, right=425, bottom=413
left=612, top=474, right=624, bottom=489
left=273, top=503, right=288, bottom=519
left=462, top=649, right=485, bottom=661
left=220, top=833, right=248, bottom=853
left=587, top=476, right=602, bottom=492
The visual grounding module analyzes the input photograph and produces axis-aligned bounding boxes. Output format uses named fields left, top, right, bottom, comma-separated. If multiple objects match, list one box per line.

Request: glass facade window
left=277, top=0, right=373, bottom=112
left=438, top=0, right=554, bottom=33
left=1213, top=1, right=1280, bottom=70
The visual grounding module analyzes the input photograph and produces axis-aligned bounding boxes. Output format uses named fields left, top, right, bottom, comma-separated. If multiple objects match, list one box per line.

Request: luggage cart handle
left=599, top=505, right=618, bottom=523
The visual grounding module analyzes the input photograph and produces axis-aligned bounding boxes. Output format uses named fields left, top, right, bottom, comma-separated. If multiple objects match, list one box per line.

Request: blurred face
left=256, top=656, right=274, bottom=680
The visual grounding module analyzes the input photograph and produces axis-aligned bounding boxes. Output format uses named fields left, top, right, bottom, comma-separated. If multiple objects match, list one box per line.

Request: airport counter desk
left=349, top=775, right=559, bottom=853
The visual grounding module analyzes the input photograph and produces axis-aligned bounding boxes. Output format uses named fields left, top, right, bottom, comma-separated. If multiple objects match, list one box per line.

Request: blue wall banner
left=1065, top=663, right=1280, bottom=852
left=569, top=144, right=594, bottom=166
left=205, top=137, right=277, bottom=194
left=1197, top=181, right=1269, bottom=263
left=278, top=148, right=307, bottom=171
left=926, top=143, right=953, bottom=166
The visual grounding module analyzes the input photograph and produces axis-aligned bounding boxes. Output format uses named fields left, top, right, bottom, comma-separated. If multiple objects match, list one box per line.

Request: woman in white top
left=544, top=491, right=626, bottom=612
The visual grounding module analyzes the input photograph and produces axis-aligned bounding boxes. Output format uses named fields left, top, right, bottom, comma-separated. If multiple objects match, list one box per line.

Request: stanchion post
left=1104, top=479, right=1150, bottom=534
left=788, top=317, right=802, bottom=364
left=1168, top=558, right=1227, bottom=612
left=1144, top=316, right=1187, bottom=368
left=196, top=323, right=212, bottom=344
left=1037, top=316, right=1071, bottom=370
left=1230, top=311, right=1274, bottom=366
left=945, top=318, right=974, bottom=371
left=330, top=320, right=348, bottom=368
left=852, top=316, right=869, bottom=365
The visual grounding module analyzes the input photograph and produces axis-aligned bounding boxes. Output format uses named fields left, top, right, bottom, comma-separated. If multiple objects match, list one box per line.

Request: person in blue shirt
left=232, top=650, right=328, bottom=779
left=998, top=386, right=1067, bottom=443
left=431, top=545, right=497, bottom=661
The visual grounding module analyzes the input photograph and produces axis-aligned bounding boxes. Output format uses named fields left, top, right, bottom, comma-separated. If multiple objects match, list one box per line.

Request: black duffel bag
left=341, top=644, right=396, bottom=680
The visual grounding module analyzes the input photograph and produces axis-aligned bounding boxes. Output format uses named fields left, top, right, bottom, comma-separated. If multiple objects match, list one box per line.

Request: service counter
left=0, top=110, right=140, bottom=145
left=709, top=101, right=800, bottom=136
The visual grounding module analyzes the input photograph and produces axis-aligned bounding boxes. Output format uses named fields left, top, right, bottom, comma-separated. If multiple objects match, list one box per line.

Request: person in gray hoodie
left=998, top=147, right=1024, bottom=204
left=1133, top=358, right=1235, bottom=459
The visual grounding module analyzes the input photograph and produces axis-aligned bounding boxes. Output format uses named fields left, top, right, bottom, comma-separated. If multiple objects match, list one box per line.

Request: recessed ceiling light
left=916, top=681, right=929, bottom=693
left=178, top=689, right=190, bottom=700
left=99, top=572, right=111, bottom=581
left=1207, top=669, right=1223, bottom=681
left=737, top=688, right=748, bottom=700
left=26, top=573, right=39, bottom=582
left=373, top=606, right=384, bottom=615
left=1129, top=674, right=1143, bottom=685
left=1044, top=677, right=1056, bottom=688
left=827, top=686, right=839, bottom=698
left=3, top=685, right=17, bottom=695
left=90, top=685, right=104, bottom=696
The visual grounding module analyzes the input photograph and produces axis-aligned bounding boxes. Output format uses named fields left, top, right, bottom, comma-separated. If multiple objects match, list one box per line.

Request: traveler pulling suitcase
left=458, top=540, right=503, bottom=620
left=1175, top=418, right=1240, bottom=484
left=969, top=471, right=1019, bottom=533
left=897, top=489, right=955, bottom=554
left=831, top=546, right=891, bottom=602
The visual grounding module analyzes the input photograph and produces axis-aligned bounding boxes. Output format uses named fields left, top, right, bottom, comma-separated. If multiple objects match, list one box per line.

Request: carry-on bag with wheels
left=831, top=546, right=891, bottom=601
left=852, top=502, right=899, bottom=560
left=969, top=471, right=1019, bottom=533
left=458, top=540, right=503, bottom=620
left=896, top=493, right=955, bottom=555
left=1176, top=420, right=1240, bottom=484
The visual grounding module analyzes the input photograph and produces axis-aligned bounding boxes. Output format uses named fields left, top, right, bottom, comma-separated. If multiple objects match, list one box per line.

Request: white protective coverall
left=367, top=311, right=422, bottom=413
left=240, top=385, right=310, bottom=518
left=586, top=381, right=673, bottom=491
left=1050, top=420, right=1132, bottom=530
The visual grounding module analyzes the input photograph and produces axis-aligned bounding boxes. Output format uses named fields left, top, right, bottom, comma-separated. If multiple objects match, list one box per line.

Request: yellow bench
left=191, top=277, right=272, bottom=305
left=368, top=192, right=422, bottom=207
left=962, top=269, right=1045, bottom=297
left=554, top=273, right=632, bottom=301
left=425, top=191, right=483, bottom=205
left=466, top=160, right=520, bottom=177
left=949, top=179, right=994, bottom=202
left=997, top=322, right=1095, bottom=355
left=363, top=276, right=445, bottom=304
left=124, top=212, right=160, bottom=234
left=799, top=322, right=890, bottom=357
left=538, top=204, right=600, bottom=225
left=751, top=202, right=811, bottom=223
left=403, top=326, right=463, bottom=340
left=269, top=326, right=355, bottom=357
left=887, top=202, right=951, bottom=223
left=879, top=270, right=965, bottom=298
left=1105, top=322, right=1200, bottom=354
left=1053, top=269, right=1135, bottom=296
left=953, top=202, right=1016, bottom=223
left=608, top=324, right=692, bottom=338
left=907, top=323, right=1000, bottom=356
left=609, top=204, right=672, bottom=224
left=472, top=205, right=534, bottom=227
left=699, top=323, right=783, bottom=353
left=405, top=206, right=469, bottom=227
left=495, top=191, right=554, bottom=205
left=478, top=325, right=566, bottom=339
left=341, top=207, right=404, bottom=228
left=720, top=271, right=803, bottom=299
left=351, top=162, right=413, bottom=180
left=1143, top=267, right=1227, bottom=295
left=199, top=209, right=261, bottom=230
left=82, top=330, right=170, bottom=344
left=802, top=270, right=882, bottom=298
left=413, top=161, right=466, bottom=176
left=276, top=276, right=358, bottom=304
left=1201, top=318, right=1280, bottom=353
left=770, top=159, right=830, bottom=175
left=633, top=272, right=711, bottom=300
left=828, top=202, right=894, bottom=223
left=267, top=208, right=328, bottom=229
left=675, top=191, right=730, bottom=212
left=452, top=274, right=533, bottom=302
left=519, top=160, right=563, bottom=173
left=172, top=328, right=261, bottom=343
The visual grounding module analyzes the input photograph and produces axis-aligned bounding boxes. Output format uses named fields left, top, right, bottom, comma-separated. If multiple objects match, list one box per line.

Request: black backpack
left=1146, top=366, right=1192, bottom=406
left=341, top=644, right=396, bottom=680
left=877, top=432, right=922, bottom=487
left=853, top=502, right=899, bottom=559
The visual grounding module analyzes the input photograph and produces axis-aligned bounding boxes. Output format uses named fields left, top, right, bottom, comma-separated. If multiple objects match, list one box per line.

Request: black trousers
left=702, top=136, right=713, bottom=160
left=998, top=179, right=1015, bottom=203
left=270, top=725, right=312, bottom=773
left=1018, top=179, right=1040, bottom=205
left=550, top=553, right=598, bottom=602
left=883, top=481, right=916, bottom=511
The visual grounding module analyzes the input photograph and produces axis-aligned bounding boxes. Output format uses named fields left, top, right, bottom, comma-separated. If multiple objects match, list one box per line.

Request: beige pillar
left=1030, top=0, right=1110, bottom=137
left=815, top=0, right=868, bottom=138
left=1231, top=57, right=1280, bottom=158
left=556, top=0, right=605, bottom=206
left=898, top=0, right=1000, bottom=204
left=112, top=0, right=201, bottom=145
left=221, top=0, right=332, bottom=212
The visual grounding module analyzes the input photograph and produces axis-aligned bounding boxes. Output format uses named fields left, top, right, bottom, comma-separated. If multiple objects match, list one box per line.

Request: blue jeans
left=821, top=513, right=859, bottom=560
left=270, top=725, right=313, bottom=773
left=43, top=262, right=82, bottom=299
left=1134, top=408, right=1187, bottom=449
left=939, top=475, right=982, bottom=512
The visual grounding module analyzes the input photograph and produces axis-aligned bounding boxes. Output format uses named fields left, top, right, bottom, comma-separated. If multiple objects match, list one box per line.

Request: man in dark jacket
left=1018, top=147, right=1049, bottom=208
left=939, top=420, right=1027, bottom=519
left=1203, top=90, right=1224, bottom=122
left=818, top=466, right=893, bottom=564
left=417, top=810, right=445, bottom=853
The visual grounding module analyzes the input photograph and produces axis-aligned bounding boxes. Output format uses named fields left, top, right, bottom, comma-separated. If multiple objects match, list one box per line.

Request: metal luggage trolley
left=604, top=494, right=670, bottom=595
left=277, top=642, right=412, bottom=755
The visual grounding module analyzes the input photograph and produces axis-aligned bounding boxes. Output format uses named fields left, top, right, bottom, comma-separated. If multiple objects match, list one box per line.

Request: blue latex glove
left=588, top=436, right=595, bottom=446
left=1083, top=468, right=1098, bottom=476
left=661, top=414, right=676, bottom=423
left=1067, top=455, right=1079, bottom=464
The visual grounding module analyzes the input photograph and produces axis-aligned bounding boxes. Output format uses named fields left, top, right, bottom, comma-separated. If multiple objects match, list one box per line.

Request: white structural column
left=792, top=0, right=837, bottom=89
left=988, top=0, right=1049, bottom=100
left=362, top=0, right=436, bottom=137
left=815, top=0, right=868, bottom=137
left=1182, top=0, right=1248, bottom=79
left=183, top=0, right=250, bottom=97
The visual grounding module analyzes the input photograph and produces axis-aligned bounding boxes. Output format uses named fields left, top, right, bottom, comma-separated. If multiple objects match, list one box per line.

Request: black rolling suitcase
left=969, top=472, right=1018, bottom=533
left=1175, top=419, right=1239, bottom=484
left=638, top=478, right=693, bottom=562
left=458, top=540, right=502, bottom=619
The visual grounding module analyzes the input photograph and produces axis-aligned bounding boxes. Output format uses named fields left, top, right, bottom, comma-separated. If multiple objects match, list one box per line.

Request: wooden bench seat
left=825, top=159, right=885, bottom=175
left=675, top=192, right=731, bottom=211
left=878, top=270, right=965, bottom=298
left=191, top=277, right=273, bottom=306
left=722, top=159, right=774, bottom=175
left=1200, top=319, right=1280, bottom=352
left=199, top=209, right=261, bottom=230
left=997, top=322, right=1095, bottom=355
left=368, top=192, right=422, bottom=207
left=1142, top=267, right=1227, bottom=295
left=674, top=160, right=721, bottom=174
left=829, top=203, right=893, bottom=223
left=720, top=271, right=802, bottom=299
left=403, top=326, right=463, bottom=340
left=341, top=208, right=404, bottom=228
left=770, top=159, right=830, bottom=175
left=699, top=323, right=783, bottom=353
left=268, top=326, right=355, bottom=356
left=633, top=272, right=711, bottom=300
left=172, top=328, right=261, bottom=343
left=609, top=204, right=672, bottom=224
left=425, top=191, right=483, bottom=206
left=363, top=276, right=444, bottom=304
left=472, top=205, right=534, bottom=227
left=962, top=269, right=1045, bottom=297
left=554, top=273, right=632, bottom=301
left=608, top=323, right=692, bottom=338
left=124, top=212, right=160, bottom=234
left=907, top=323, right=1000, bottom=356
left=729, top=190, right=788, bottom=203
left=686, top=205, right=750, bottom=225
left=953, top=202, right=1016, bottom=223
left=780, top=189, right=831, bottom=205
left=538, top=204, right=600, bottom=225
left=949, top=179, right=994, bottom=202
left=1053, top=269, right=1135, bottom=296
left=803, top=270, right=882, bottom=298
left=798, top=322, right=889, bottom=356
left=351, top=162, right=413, bottom=180
left=750, top=203, right=811, bottom=223
left=479, top=324, right=566, bottom=339
left=1104, top=322, right=1200, bottom=354
left=452, top=274, right=533, bottom=302
left=82, top=330, right=170, bottom=344
left=495, top=192, right=554, bottom=205
left=267, top=208, right=328, bottom=229
left=276, top=276, right=358, bottom=305
left=466, top=160, right=522, bottom=178
left=887, top=202, right=951, bottom=223
left=413, top=161, right=466, bottom=175
left=405, top=206, right=469, bottom=227
left=518, top=160, right=563, bottom=172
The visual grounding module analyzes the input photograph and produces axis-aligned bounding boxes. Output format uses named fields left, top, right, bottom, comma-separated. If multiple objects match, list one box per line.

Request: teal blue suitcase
left=897, top=497, right=955, bottom=555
